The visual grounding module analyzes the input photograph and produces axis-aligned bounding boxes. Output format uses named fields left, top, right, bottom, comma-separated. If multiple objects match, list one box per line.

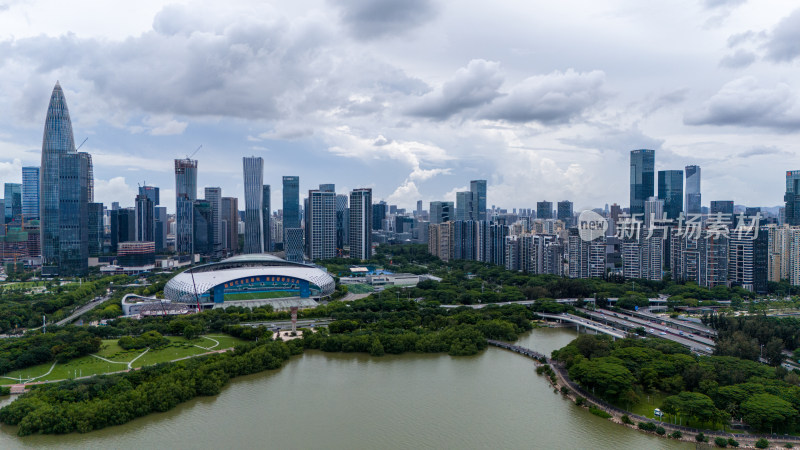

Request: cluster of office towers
left=3, top=83, right=799, bottom=287
left=427, top=149, right=798, bottom=294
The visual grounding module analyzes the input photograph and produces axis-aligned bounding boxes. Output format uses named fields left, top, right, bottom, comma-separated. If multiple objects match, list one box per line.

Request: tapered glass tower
left=40, top=82, right=76, bottom=266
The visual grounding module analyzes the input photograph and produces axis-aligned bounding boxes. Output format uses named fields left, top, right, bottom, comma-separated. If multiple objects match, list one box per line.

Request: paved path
left=0, top=361, right=58, bottom=383
left=194, top=336, right=220, bottom=350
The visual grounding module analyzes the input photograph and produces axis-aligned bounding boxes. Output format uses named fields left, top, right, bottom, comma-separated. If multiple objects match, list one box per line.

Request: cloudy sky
left=0, top=0, right=799, bottom=213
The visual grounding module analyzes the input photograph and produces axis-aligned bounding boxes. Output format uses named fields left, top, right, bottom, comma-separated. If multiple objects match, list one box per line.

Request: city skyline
left=0, top=1, right=799, bottom=213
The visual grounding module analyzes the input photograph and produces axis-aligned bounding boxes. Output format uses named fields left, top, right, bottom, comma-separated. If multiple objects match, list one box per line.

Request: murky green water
left=0, top=327, right=689, bottom=449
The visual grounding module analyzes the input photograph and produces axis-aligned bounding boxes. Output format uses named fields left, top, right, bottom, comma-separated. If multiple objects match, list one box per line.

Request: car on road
left=659, top=332, right=666, bottom=335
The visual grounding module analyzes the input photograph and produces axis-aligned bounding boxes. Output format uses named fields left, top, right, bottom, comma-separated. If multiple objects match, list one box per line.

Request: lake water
left=0, top=327, right=689, bottom=449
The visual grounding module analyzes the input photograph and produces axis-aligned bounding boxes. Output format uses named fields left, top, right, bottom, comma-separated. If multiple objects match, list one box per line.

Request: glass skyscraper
left=470, top=180, right=487, bottom=222
left=57, top=152, right=91, bottom=275
left=204, top=187, right=222, bottom=255
left=685, top=165, right=701, bottom=214
left=134, top=193, right=155, bottom=242
left=630, top=149, right=655, bottom=216
left=4, top=183, right=21, bottom=224
left=138, top=185, right=160, bottom=206
left=658, top=170, right=684, bottom=219
left=40, top=82, right=76, bottom=266
left=455, top=191, right=475, bottom=221
left=243, top=157, right=264, bottom=254
left=282, top=176, right=300, bottom=230
left=262, top=185, right=271, bottom=252
left=22, top=167, right=39, bottom=221
left=536, top=201, right=553, bottom=220
left=39, top=82, right=92, bottom=274
left=174, top=158, right=197, bottom=255
left=785, top=171, right=800, bottom=226
left=557, top=200, right=574, bottom=226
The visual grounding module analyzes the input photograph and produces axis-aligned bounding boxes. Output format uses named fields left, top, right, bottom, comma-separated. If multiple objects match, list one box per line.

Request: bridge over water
left=537, top=313, right=626, bottom=340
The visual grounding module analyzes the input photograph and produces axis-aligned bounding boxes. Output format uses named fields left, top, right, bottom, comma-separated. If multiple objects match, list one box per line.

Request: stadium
left=163, top=254, right=336, bottom=309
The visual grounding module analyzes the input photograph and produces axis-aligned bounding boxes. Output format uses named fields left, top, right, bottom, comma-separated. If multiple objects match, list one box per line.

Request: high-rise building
left=138, top=185, right=159, bottom=206
left=306, top=189, right=336, bottom=260
left=416, top=200, right=423, bottom=218
left=470, top=180, right=487, bottom=222
left=557, top=201, right=573, bottom=226
left=319, top=184, right=335, bottom=193
left=644, top=197, right=663, bottom=228
left=193, top=200, right=213, bottom=256
left=630, top=149, right=655, bottom=216
left=282, top=176, right=300, bottom=229
left=429, top=201, right=453, bottom=224
left=154, top=206, right=167, bottom=252
left=455, top=191, right=475, bottom=221
left=452, top=220, right=477, bottom=261
left=134, top=193, right=155, bottom=242
left=536, top=201, right=553, bottom=220
left=336, top=194, right=348, bottom=255
left=21, top=167, right=39, bottom=221
left=428, top=222, right=453, bottom=262
left=243, top=157, right=264, bottom=254
left=88, top=202, right=104, bottom=256
left=658, top=170, right=683, bottom=219
left=40, top=82, right=76, bottom=268
left=729, top=227, right=768, bottom=293
left=57, top=152, right=92, bottom=275
left=349, top=188, right=372, bottom=260
left=372, top=201, right=387, bottom=230
left=490, top=223, right=508, bottom=266
left=174, top=158, right=197, bottom=255
left=786, top=171, right=800, bottom=226
left=221, top=197, right=239, bottom=255
left=4, top=183, right=21, bottom=224
left=685, top=165, right=701, bottom=215
left=110, top=208, right=135, bottom=253
left=262, top=185, right=272, bottom=252
left=284, top=228, right=304, bottom=263
left=710, top=200, right=734, bottom=216
left=204, top=187, right=222, bottom=256
left=568, top=228, right=606, bottom=279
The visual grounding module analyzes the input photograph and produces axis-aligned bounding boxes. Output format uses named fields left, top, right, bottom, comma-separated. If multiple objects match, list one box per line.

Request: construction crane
left=186, top=145, right=202, bottom=159
left=76, top=137, right=88, bottom=151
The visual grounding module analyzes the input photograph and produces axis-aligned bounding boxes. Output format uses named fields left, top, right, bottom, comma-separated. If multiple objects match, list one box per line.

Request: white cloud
left=94, top=176, right=136, bottom=208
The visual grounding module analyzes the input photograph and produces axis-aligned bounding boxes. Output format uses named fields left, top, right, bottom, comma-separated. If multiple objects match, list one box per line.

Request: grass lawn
left=225, top=291, right=298, bottom=300
left=345, top=284, right=374, bottom=294
left=0, top=334, right=247, bottom=384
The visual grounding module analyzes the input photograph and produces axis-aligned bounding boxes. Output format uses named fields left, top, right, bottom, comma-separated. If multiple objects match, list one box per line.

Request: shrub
left=656, top=426, right=665, bottom=436
left=714, top=436, right=728, bottom=447
left=669, top=431, right=682, bottom=439
left=696, top=432, right=706, bottom=442
left=589, top=406, right=612, bottom=419
left=575, top=396, right=585, bottom=406
left=727, top=438, right=739, bottom=448
left=785, top=444, right=794, bottom=449
left=637, top=422, right=657, bottom=432
left=621, top=415, right=633, bottom=425
left=560, top=386, right=569, bottom=395
left=755, top=438, right=769, bottom=449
